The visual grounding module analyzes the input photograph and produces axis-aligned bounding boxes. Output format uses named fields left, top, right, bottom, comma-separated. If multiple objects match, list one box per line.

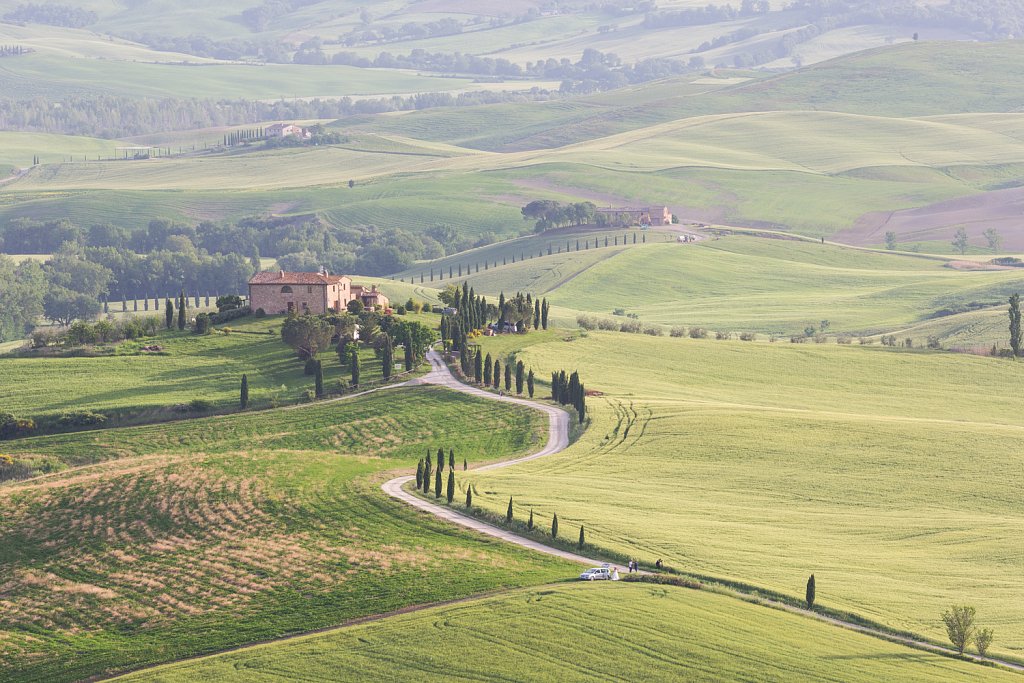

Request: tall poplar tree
left=423, top=450, right=432, bottom=493
left=551, top=512, right=558, bottom=538
left=448, top=448, right=455, bottom=470
left=437, top=447, right=445, bottom=473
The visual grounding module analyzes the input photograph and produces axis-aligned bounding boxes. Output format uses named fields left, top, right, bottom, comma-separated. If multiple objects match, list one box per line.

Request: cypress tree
left=578, top=392, right=586, bottom=423
left=534, top=299, right=541, bottom=329
left=484, top=353, right=493, bottom=385
left=528, top=509, right=534, bottom=530
left=437, top=447, right=445, bottom=472
left=240, top=374, right=249, bottom=409
left=177, top=291, right=186, bottom=330
left=165, top=298, right=174, bottom=329
left=434, top=468, right=442, bottom=498
left=405, top=337, right=414, bottom=371
left=416, top=459, right=424, bottom=489
left=1010, top=293, right=1021, bottom=357
left=382, top=333, right=393, bottom=380
left=474, top=349, right=483, bottom=383
left=504, top=362, right=512, bottom=391
left=551, top=371, right=559, bottom=400
left=551, top=512, right=558, bottom=538
left=314, top=360, right=324, bottom=398
left=578, top=525, right=585, bottom=548
left=506, top=496, right=513, bottom=523
left=463, top=458, right=467, bottom=471
left=806, top=574, right=816, bottom=609
left=466, top=485, right=473, bottom=508
left=527, top=369, right=535, bottom=397
left=337, top=340, right=349, bottom=365
left=515, top=360, right=525, bottom=394
left=542, top=299, right=549, bottom=329
left=350, top=344, right=360, bottom=386
left=446, top=469, right=455, bottom=503
left=449, top=448, right=455, bottom=470
left=493, top=358, right=501, bottom=389
left=459, top=343, right=468, bottom=374
left=423, top=450, right=432, bottom=493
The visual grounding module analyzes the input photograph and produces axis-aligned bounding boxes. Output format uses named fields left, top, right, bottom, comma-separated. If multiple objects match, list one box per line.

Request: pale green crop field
left=466, top=331, right=1024, bottom=655
left=0, top=131, right=121, bottom=168
left=542, top=237, right=1024, bottom=336
left=118, top=583, right=1016, bottom=682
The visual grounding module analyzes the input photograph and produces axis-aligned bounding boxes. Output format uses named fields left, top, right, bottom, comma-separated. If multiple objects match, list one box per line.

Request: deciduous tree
left=941, top=605, right=976, bottom=655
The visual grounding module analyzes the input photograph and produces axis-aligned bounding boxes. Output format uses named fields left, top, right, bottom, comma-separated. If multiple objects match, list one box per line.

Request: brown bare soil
left=837, top=185, right=1024, bottom=248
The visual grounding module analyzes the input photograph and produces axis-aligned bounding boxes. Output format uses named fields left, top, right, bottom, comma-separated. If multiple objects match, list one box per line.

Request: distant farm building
left=596, top=206, right=671, bottom=227
left=352, top=284, right=390, bottom=311
left=266, top=123, right=308, bottom=138
left=248, top=270, right=355, bottom=315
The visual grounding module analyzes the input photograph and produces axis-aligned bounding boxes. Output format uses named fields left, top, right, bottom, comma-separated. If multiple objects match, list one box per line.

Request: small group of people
left=627, top=559, right=638, bottom=573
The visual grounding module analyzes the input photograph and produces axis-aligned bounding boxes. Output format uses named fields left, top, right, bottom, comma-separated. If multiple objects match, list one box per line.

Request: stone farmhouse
left=266, top=123, right=309, bottom=139
left=248, top=270, right=390, bottom=315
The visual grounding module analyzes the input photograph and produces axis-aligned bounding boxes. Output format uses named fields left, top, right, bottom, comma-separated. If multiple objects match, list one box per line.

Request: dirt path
left=384, top=350, right=1024, bottom=675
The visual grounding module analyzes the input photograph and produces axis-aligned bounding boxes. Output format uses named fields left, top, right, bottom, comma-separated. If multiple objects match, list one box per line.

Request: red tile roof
left=249, top=271, right=350, bottom=285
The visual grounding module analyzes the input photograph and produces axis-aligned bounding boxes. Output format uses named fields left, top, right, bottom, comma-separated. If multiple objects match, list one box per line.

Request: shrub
left=254, top=307, right=266, bottom=318
left=0, top=454, right=32, bottom=482
left=0, top=412, right=35, bottom=439
left=396, top=305, right=406, bottom=315
left=216, top=295, right=243, bottom=312
left=836, top=336, right=852, bottom=344
left=715, top=331, right=730, bottom=340
left=210, top=306, right=252, bottom=324
left=688, top=327, right=707, bottom=339
left=597, top=318, right=618, bottom=331
left=56, top=410, right=107, bottom=427
left=619, top=320, right=642, bottom=334
left=576, top=315, right=599, bottom=330
left=670, top=326, right=686, bottom=338
left=790, top=336, right=806, bottom=343
left=612, top=308, right=626, bottom=316
left=194, top=313, right=211, bottom=335
left=188, top=398, right=214, bottom=412
left=813, top=334, right=827, bottom=343
left=643, top=326, right=663, bottom=336
left=927, top=336, right=942, bottom=349
left=739, top=331, right=755, bottom=341
left=859, top=337, right=871, bottom=345
left=975, top=627, right=994, bottom=657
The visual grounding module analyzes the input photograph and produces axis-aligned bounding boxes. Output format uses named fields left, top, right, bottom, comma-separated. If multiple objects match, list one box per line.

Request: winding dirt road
left=383, top=350, right=1024, bottom=674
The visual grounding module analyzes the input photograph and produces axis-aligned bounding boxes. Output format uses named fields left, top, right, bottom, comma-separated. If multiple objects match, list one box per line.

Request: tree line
left=3, top=3, right=97, bottom=28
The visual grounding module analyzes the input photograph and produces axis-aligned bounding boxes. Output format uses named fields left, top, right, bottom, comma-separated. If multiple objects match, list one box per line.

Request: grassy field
left=0, top=308, right=426, bottom=423
left=0, top=384, right=571, bottom=682
left=116, top=583, right=1017, bottom=682
left=464, top=331, right=1024, bottom=656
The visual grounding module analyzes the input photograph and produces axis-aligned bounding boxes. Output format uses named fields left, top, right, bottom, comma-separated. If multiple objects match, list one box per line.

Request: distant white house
left=266, top=123, right=308, bottom=139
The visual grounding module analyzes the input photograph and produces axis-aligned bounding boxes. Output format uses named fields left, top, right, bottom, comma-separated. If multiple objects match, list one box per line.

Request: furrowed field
left=117, top=583, right=1017, bottom=683
left=466, top=331, right=1024, bottom=656
left=0, top=385, right=572, bottom=682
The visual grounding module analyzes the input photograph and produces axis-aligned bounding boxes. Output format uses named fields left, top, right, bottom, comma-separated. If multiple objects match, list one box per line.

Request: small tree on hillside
left=483, top=353, right=493, bottom=385
left=416, top=459, right=424, bottom=489
left=448, top=448, right=454, bottom=470
left=527, top=369, right=535, bottom=397
left=885, top=231, right=897, bottom=250
left=506, top=496, right=513, bottom=523
left=493, top=358, right=501, bottom=389
left=504, top=362, right=512, bottom=391
left=551, top=512, right=558, bottom=538
left=578, top=525, right=585, bottom=548
left=423, top=450, right=432, bottom=493
left=984, top=227, right=1002, bottom=253
left=446, top=469, right=455, bottom=503
left=805, top=574, right=816, bottom=609
left=528, top=509, right=534, bottom=530
left=240, top=374, right=249, bottom=409
left=165, top=298, right=174, bottom=329
left=465, top=485, right=473, bottom=508
left=941, top=605, right=976, bottom=655
left=515, top=360, right=525, bottom=394
left=975, top=628, right=994, bottom=657
left=952, top=227, right=970, bottom=255
left=1009, top=294, right=1021, bottom=357
left=437, top=447, right=445, bottom=473
left=350, top=344, right=360, bottom=386
left=434, top=467, right=442, bottom=498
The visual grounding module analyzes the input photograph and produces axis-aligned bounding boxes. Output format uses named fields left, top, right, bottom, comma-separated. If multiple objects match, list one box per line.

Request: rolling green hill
left=116, top=583, right=1017, bottom=682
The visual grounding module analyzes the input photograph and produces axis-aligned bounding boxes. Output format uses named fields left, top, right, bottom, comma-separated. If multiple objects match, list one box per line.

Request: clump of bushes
left=715, top=331, right=730, bottom=340
left=56, top=410, right=106, bottom=428
left=739, top=332, right=756, bottom=341
left=193, top=313, right=211, bottom=335
left=836, top=336, right=852, bottom=344
left=670, top=326, right=686, bottom=338
left=688, top=327, right=708, bottom=339
left=0, top=412, right=35, bottom=439
left=619, top=319, right=642, bottom=334
left=0, top=454, right=32, bottom=482
left=643, top=326, right=663, bottom=336
left=209, top=306, right=252, bottom=325
left=597, top=318, right=618, bottom=331
left=33, top=317, right=162, bottom=349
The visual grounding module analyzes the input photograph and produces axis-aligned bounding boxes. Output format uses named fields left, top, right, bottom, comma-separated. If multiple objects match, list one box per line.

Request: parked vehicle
left=579, top=567, right=611, bottom=581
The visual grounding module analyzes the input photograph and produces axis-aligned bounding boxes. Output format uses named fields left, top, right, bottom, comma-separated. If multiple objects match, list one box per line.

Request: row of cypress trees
left=551, top=369, right=587, bottom=423
left=506, top=497, right=584, bottom=548
left=471, top=351, right=536, bottom=397
left=416, top=447, right=467, bottom=503
left=162, top=291, right=188, bottom=331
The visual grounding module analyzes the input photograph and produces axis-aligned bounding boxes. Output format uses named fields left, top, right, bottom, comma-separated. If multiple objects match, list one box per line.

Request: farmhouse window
left=281, top=285, right=293, bottom=293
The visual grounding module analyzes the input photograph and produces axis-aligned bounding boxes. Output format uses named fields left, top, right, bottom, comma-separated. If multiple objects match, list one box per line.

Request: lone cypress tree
left=527, top=369, right=535, bottom=397
left=448, top=448, right=455, bottom=470
left=463, top=458, right=467, bottom=471
left=474, top=349, right=483, bottom=383
left=177, top=291, right=186, bottom=331
left=416, top=459, right=424, bottom=489
left=382, top=333, right=393, bottom=380
left=434, top=467, right=442, bottom=498
left=578, top=525, right=585, bottom=548
left=1010, top=293, right=1021, bottom=357
left=504, top=362, right=512, bottom=391
left=314, top=360, right=324, bottom=398
left=466, top=486, right=473, bottom=508
left=515, top=360, right=525, bottom=394
left=506, top=496, right=513, bottom=523
left=165, top=298, right=174, bottom=329
left=493, top=358, right=501, bottom=389
left=551, top=512, right=558, bottom=538
left=528, top=509, right=534, bottom=530
left=446, top=469, right=455, bottom=503
left=350, top=345, right=360, bottom=386
left=806, top=574, right=816, bottom=609
left=240, top=374, right=249, bottom=409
